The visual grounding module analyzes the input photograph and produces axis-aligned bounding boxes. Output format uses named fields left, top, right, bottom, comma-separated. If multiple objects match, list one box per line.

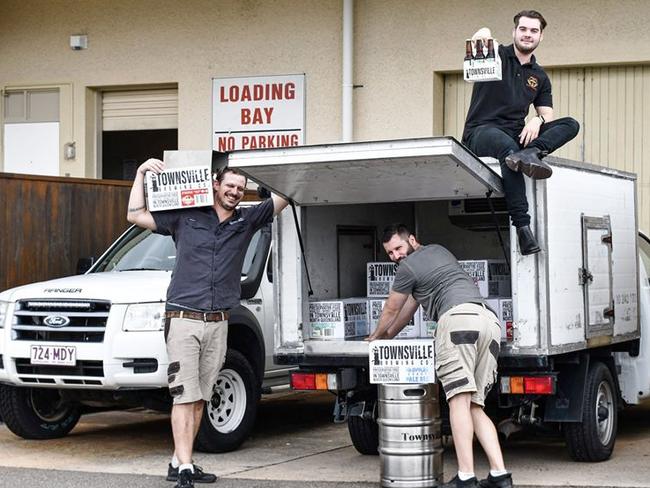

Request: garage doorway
left=100, top=87, right=178, bottom=180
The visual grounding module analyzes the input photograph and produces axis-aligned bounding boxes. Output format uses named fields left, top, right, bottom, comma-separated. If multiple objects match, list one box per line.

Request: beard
left=396, top=243, right=416, bottom=263
left=514, top=38, right=539, bottom=55
left=217, top=194, right=240, bottom=210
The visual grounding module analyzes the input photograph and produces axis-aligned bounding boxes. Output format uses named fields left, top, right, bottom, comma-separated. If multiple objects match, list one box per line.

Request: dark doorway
left=102, top=129, right=177, bottom=180
left=337, top=225, right=377, bottom=297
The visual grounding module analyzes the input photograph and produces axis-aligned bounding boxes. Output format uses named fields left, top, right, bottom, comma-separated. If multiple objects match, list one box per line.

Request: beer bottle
left=464, top=39, right=473, bottom=61
left=486, top=39, right=495, bottom=59
left=474, top=39, right=485, bottom=60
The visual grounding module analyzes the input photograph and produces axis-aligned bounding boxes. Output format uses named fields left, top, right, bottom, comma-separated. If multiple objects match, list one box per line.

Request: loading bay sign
left=212, top=74, right=305, bottom=152
left=369, top=339, right=436, bottom=384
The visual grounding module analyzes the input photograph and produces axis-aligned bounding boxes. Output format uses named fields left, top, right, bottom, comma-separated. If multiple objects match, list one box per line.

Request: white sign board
left=369, top=339, right=436, bottom=384
left=212, top=74, right=305, bottom=152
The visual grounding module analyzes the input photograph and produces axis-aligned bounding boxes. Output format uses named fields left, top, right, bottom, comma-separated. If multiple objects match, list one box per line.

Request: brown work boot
left=505, top=148, right=552, bottom=179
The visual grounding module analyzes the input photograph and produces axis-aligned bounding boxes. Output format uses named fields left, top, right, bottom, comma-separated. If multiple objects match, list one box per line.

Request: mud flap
left=544, top=354, right=589, bottom=422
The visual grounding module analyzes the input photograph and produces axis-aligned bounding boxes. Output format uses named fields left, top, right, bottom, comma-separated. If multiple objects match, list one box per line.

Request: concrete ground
left=0, top=390, right=649, bottom=487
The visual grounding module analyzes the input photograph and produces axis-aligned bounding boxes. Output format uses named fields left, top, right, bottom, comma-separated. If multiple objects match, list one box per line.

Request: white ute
left=0, top=208, right=291, bottom=452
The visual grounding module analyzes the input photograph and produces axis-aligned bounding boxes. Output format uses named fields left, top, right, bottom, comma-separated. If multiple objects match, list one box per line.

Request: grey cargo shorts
left=165, top=316, right=228, bottom=404
left=435, top=302, right=501, bottom=406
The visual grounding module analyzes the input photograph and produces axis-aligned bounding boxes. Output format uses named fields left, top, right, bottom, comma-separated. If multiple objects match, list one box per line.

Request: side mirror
left=76, top=257, right=95, bottom=274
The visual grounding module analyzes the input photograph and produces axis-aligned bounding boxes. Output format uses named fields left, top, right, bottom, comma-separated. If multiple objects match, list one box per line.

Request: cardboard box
left=498, top=298, right=513, bottom=342
left=367, top=262, right=398, bottom=297
left=418, top=307, right=437, bottom=338
left=308, top=298, right=369, bottom=340
left=459, top=259, right=510, bottom=298
left=369, top=299, right=419, bottom=339
left=144, top=150, right=227, bottom=212
left=463, top=39, right=502, bottom=83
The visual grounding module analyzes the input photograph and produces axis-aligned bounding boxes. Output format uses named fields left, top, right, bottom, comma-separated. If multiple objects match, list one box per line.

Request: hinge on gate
left=601, top=234, right=612, bottom=246
left=578, top=267, right=594, bottom=286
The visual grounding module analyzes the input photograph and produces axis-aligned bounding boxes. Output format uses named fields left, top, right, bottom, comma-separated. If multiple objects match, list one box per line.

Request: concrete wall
left=1, top=0, right=649, bottom=176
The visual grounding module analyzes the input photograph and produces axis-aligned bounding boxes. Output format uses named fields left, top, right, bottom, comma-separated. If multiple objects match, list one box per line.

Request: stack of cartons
left=458, top=259, right=511, bottom=298
left=368, top=299, right=420, bottom=339
left=307, top=298, right=369, bottom=340
left=306, top=258, right=511, bottom=342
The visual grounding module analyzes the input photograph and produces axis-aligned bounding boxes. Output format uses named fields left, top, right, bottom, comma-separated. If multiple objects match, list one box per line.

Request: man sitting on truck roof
left=368, top=224, right=512, bottom=488
left=127, top=158, right=289, bottom=488
left=462, top=10, right=579, bottom=255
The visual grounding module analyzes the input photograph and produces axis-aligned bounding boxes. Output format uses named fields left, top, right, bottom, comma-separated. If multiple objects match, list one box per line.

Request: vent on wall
left=448, top=198, right=509, bottom=231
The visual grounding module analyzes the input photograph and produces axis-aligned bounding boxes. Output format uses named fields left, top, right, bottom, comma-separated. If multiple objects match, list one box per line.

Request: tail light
left=500, top=375, right=555, bottom=395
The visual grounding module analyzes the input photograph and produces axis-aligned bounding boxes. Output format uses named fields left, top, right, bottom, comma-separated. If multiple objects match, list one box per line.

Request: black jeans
left=464, top=117, right=580, bottom=227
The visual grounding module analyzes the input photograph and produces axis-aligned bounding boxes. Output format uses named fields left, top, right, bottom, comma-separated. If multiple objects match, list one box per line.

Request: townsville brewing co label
left=369, top=339, right=435, bottom=384
left=145, top=166, right=213, bottom=211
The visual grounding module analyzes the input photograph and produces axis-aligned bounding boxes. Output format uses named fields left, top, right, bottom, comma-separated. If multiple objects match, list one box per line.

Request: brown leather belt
left=165, top=310, right=230, bottom=322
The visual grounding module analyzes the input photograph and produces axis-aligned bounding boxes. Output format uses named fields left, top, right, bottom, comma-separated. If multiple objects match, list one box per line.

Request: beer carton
left=368, top=299, right=419, bottom=339
left=144, top=150, right=227, bottom=212
left=459, top=259, right=510, bottom=298
left=499, top=298, right=513, bottom=342
left=308, top=298, right=369, bottom=340
left=463, top=38, right=502, bottom=83
left=488, top=260, right=512, bottom=297
left=418, top=307, right=438, bottom=338
left=367, top=262, right=398, bottom=297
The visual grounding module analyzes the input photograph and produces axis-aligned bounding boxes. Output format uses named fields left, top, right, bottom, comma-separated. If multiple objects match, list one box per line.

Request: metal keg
left=378, top=383, right=443, bottom=488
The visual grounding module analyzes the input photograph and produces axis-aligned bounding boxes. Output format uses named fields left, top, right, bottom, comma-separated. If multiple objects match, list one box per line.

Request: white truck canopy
left=228, top=137, right=504, bottom=205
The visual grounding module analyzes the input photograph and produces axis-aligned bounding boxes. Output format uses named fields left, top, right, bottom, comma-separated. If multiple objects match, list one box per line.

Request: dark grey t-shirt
left=391, top=244, right=484, bottom=320
left=152, top=199, right=274, bottom=312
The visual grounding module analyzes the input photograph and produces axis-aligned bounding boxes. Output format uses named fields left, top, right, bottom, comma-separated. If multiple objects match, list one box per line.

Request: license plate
left=30, top=345, right=76, bottom=366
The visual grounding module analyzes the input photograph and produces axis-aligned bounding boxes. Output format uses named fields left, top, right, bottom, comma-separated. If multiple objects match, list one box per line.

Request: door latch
left=579, top=267, right=594, bottom=286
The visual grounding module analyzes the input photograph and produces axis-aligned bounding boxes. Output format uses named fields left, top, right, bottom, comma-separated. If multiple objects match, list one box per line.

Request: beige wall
left=1, top=0, right=649, bottom=177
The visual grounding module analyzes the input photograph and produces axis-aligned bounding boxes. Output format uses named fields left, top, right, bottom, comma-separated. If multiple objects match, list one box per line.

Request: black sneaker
left=175, top=469, right=194, bottom=488
left=167, top=464, right=218, bottom=483
left=440, top=475, right=479, bottom=488
left=505, top=148, right=552, bottom=180
left=479, top=472, right=514, bottom=488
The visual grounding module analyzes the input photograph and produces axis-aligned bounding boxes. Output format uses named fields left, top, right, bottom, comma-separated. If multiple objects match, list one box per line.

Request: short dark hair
left=514, top=10, right=547, bottom=31
left=382, top=223, right=413, bottom=244
left=216, top=167, right=247, bottom=184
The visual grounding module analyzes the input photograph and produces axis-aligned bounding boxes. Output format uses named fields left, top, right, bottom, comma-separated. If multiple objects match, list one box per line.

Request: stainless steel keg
left=378, top=383, right=443, bottom=488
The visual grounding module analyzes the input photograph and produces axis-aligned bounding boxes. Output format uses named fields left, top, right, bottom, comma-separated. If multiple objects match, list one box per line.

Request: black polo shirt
left=462, top=44, right=552, bottom=142
left=152, top=198, right=274, bottom=312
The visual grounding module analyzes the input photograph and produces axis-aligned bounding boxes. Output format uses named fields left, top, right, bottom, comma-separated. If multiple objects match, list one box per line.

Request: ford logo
left=43, top=315, right=70, bottom=328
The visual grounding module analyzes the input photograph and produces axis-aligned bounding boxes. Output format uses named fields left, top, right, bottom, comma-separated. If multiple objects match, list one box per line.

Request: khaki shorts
left=165, top=317, right=228, bottom=404
left=435, top=303, right=501, bottom=406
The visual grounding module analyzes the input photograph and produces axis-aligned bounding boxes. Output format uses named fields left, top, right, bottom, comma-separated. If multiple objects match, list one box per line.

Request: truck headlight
left=0, top=301, right=8, bottom=328
left=122, top=303, right=165, bottom=331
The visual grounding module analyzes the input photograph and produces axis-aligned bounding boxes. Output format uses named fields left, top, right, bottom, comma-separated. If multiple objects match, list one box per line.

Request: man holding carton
left=127, top=158, right=288, bottom=488
left=463, top=10, right=579, bottom=255
left=368, top=224, right=512, bottom=488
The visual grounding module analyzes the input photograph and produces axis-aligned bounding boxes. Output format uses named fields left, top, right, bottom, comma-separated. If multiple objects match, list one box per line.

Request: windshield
left=92, top=226, right=262, bottom=278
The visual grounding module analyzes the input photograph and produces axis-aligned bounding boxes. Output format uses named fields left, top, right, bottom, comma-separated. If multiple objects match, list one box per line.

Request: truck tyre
left=348, top=414, right=379, bottom=455
left=0, top=385, right=80, bottom=439
left=564, top=361, right=618, bottom=462
left=195, top=349, right=260, bottom=453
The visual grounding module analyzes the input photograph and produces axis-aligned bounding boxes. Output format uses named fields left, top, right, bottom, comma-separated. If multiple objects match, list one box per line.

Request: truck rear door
left=228, top=137, right=503, bottom=359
